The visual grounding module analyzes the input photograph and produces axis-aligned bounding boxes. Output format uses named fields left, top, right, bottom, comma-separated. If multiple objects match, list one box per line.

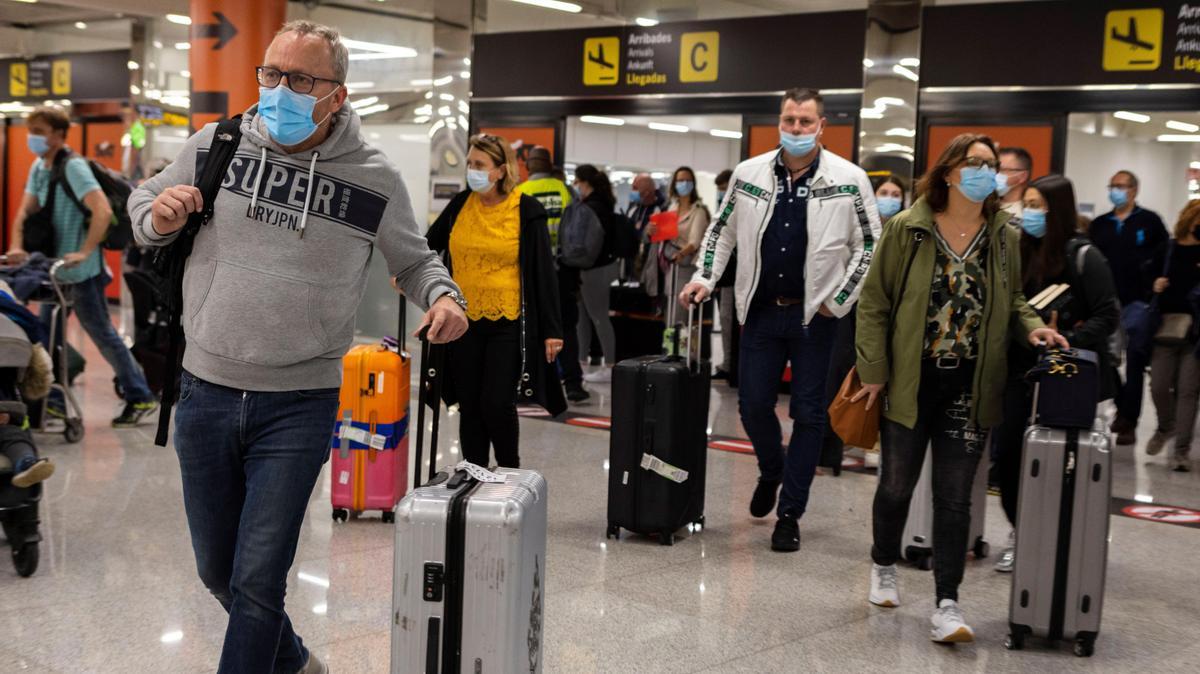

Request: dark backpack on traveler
left=46, top=149, right=137, bottom=251
left=610, top=211, right=639, bottom=259
left=558, top=200, right=605, bottom=269
left=154, top=116, right=243, bottom=447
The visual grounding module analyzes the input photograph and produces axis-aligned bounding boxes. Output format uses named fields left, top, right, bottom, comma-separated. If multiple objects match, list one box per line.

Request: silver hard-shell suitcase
left=1007, top=424, right=1111, bottom=657
left=889, top=444, right=990, bottom=569
left=391, top=333, right=548, bottom=673
left=391, top=468, right=547, bottom=673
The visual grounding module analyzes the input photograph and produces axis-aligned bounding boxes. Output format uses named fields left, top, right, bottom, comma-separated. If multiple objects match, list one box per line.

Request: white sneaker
left=583, top=368, right=613, bottom=383
left=869, top=563, right=900, bottom=607
left=930, top=599, right=975, bottom=643
left=865, top=450, right=880, bottom=469
left=994, top=530, right=1016, bottom=573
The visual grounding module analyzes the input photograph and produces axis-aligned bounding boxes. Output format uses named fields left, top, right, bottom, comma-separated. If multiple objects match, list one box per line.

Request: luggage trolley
left=28, top=261, right=85, bottom=443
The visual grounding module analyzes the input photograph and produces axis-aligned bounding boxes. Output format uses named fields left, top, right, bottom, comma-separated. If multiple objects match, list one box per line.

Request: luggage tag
left=640, top=453, right=689, bottom=483
left=369, top=433, right=388, bottom=451
left=339, top=424, right=371, bottom=445
left=452, top=461, right=508, bottom=483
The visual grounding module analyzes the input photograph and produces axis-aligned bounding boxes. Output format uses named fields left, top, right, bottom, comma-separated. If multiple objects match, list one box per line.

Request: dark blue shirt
left=1088, top=206, right=1168, bottom=306
left=755, top=153, right=818, bottom=306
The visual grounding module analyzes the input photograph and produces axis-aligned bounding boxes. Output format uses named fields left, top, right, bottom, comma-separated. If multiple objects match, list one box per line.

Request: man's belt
left=774, top=296, right=804, bottom=306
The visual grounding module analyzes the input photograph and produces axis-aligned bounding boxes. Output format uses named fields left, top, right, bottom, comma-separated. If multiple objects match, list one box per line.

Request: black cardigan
left=426, top=190, right=567, bottom=417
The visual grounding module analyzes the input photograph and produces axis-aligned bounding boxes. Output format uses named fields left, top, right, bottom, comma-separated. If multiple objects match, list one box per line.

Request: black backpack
left=47, top=149, right=137, bottom=251
left=154, top=116, right=243, bottom=446
left=610, top=211, right=639, bottom=259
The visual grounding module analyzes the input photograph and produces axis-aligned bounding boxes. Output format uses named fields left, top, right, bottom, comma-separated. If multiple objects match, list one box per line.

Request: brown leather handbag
left=828, top=366, right=880, bottom=449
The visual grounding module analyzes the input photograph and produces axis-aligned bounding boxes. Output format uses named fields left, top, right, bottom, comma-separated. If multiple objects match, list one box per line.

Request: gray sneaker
left=994, top=530, right=1016, bottom=573
left=1172, top=456, right=1192, bottom=473
left=1146, top=431, right=1171, bottom=456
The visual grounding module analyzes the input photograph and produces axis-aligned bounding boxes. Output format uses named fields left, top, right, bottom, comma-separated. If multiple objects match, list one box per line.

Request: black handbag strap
left=155, top=116, right=243, bottom=447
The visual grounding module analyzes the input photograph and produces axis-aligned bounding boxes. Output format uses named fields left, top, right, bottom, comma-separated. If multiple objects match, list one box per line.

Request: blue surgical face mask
left=877, top=196, right=902, bottom=220
left=675, top=180, right=694, bottom=197
left=779, top=127, right=819, bottom=157
left=995, top=172, right=1012, bottom=197
left=716, top=190, right=726, bottom=204
left=26, top=134, right=49, bottom=157
left=467, top=168, right=494, bottom=193
left=1109, top=187, right=1129, bottom=208
left=954, top=165, right=997, bottom=203
left=1020, top=208, right=1047, bottom=238
left=258, top=85, right=337, bottom=147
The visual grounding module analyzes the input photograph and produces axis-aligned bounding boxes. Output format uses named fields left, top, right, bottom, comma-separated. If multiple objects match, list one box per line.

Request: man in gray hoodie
left=127, top=20, right=467, bottom=674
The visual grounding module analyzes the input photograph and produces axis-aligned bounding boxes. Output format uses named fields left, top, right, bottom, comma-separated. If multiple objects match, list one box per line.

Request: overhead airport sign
left=923, top=1, right=1200, bottom=87
left=473, top=12, right=864, bottom=98
left=2, top=50, right=130, bottom=102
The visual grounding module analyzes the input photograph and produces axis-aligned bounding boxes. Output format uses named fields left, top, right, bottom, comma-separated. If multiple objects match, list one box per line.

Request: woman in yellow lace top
left=426, top=134, right=566, bottom=468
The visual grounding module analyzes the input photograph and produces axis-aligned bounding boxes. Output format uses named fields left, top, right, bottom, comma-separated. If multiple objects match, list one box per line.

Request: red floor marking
left=566, top=416, right=612, bottom=429
left=1121, top=504, right=1200, bottom=524
left=708, top=439, right=755, bottom=454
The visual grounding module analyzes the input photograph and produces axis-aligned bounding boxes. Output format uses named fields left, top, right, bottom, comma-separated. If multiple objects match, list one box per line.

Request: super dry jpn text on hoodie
left=128, top=104, right=460, bottom=392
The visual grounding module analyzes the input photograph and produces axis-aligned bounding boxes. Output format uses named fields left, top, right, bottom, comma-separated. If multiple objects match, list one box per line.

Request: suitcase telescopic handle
left=685, top=298, right=704, bottom=373
left=413, top=325, right=444, bottom=490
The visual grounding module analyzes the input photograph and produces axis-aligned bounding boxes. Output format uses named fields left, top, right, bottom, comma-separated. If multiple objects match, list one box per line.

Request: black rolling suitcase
left=606, top=299, right=709, bottom=545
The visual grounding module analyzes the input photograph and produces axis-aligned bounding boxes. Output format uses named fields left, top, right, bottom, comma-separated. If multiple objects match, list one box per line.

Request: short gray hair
left=275, top=20, right=349, bottom=83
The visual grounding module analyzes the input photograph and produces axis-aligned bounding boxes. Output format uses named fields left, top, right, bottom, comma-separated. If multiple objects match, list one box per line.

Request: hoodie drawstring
left=249, top=146, right=267, bottom=213
left=298, top=151, right=319, bottom=239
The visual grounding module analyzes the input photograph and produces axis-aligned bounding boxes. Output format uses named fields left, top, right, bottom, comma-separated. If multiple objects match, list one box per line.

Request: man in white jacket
left=679, top=88, right=881, bottom=552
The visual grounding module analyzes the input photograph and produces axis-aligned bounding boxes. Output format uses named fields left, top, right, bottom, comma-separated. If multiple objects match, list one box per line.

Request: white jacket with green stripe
left=691, top=147, right=882, bottom=324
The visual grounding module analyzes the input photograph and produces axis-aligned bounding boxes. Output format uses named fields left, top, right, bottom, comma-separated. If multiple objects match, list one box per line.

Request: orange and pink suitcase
left=330, top=300, right=410, bottom=523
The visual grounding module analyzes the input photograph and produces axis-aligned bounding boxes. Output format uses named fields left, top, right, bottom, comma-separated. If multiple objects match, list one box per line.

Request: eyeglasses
left=256, top=66, right=342, bottom=95
left=962, top=157, right=999, bottom=170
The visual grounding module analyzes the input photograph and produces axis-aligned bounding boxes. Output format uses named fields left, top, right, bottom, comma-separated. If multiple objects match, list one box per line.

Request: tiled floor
left=0, top=323, right=1196, bottom=673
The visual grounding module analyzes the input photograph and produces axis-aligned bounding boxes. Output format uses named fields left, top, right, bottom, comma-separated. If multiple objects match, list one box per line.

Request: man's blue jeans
left=738, top=304, right=837, bottom=518
left=174, top=371, right=339, bottom=674
left=42, top=273, right=153, bottom=403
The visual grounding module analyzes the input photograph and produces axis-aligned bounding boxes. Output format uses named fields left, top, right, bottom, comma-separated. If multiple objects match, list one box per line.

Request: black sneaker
left=113, top=401, right=159, bottom=428
left=749, top=478, right=780, bottom=518
left=771, top=514, right=801, bottom=552
left=565, top=384, right=590, bottom=403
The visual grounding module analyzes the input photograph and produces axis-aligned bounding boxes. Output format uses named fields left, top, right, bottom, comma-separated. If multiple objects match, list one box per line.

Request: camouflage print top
left=924, top=226, right=988, bottom=359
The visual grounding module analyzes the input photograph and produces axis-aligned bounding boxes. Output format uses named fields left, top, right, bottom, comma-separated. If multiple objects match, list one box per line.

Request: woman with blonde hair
left=427, top=134, right=565, bottom=468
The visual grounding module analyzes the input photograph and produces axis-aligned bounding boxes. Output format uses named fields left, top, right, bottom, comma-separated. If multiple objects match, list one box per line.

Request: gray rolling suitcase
left=1006, top=424, right=1111, bottom=657
left=890, top=445, right=990, bottom=569
left=391, top=335, right=549, bottom=673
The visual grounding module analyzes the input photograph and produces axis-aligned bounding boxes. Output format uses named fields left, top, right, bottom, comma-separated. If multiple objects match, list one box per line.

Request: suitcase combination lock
left=423, top=562, right=445, bottom=602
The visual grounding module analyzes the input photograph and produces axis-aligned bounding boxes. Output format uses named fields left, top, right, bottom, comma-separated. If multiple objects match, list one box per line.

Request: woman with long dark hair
left=991, top=174, right=1120, bottom=573
left=855, top=134, right=1066, bottom=642
left=575, top=164, right=621, bottom=382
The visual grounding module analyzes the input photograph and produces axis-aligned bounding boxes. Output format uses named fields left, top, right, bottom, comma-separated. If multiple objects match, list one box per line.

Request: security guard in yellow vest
left=515, top=146, right=590, bottom=402
left=517, top=146, right=572, bottom=248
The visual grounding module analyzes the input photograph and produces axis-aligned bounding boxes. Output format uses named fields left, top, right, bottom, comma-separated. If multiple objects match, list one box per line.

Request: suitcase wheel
left=1074, top=633, right=1096, bottom=657
left=381, top=511, right=395, bottom=524
left=605, top=524, right=620, bottom=540
left=1005, top=623, right=1029, bottom=650
left=693, top=516, right=705, bottom=532
left=332, top=508, right=349, bottom=523
left=659, top=532, right=675, bottom=546
left=64, top=419, right=83, bottom=444
left=973, top=537, right=990, bottom=560
left=905, top=546, right=933, bottom=571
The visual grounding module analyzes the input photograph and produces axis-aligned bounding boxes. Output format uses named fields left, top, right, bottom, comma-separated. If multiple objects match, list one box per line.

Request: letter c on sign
left=690, top=42, right=709, bottom=73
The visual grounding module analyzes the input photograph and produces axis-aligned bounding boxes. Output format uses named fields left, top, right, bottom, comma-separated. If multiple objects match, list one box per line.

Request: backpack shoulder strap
left=154, top=115, right=242, bottom=447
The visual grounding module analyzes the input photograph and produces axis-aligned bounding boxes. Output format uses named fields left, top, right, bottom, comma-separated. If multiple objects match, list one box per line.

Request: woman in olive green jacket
left=854, top=134, right=1067, bottom=643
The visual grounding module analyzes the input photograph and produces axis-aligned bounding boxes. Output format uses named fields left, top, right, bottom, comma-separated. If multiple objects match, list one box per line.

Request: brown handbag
left=828, top=366, right=881, bottom=449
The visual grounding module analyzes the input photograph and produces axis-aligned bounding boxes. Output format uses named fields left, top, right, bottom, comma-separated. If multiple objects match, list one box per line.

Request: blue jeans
left=174, top=371, right=339, bottom=674
left=738, top=305, right=836, bottom=518
left=42, top=273, right=153, bottom=403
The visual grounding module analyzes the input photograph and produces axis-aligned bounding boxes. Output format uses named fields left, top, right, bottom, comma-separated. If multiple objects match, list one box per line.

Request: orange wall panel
left=925, top=125, right=1054, bottom=180
left=479, top=126, right=558, bottom=183
left=748, top=124, right=855, bottom=161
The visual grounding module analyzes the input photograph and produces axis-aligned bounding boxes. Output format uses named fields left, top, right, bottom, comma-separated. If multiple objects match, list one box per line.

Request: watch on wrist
left=441, top=290, right=468, bottom=312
